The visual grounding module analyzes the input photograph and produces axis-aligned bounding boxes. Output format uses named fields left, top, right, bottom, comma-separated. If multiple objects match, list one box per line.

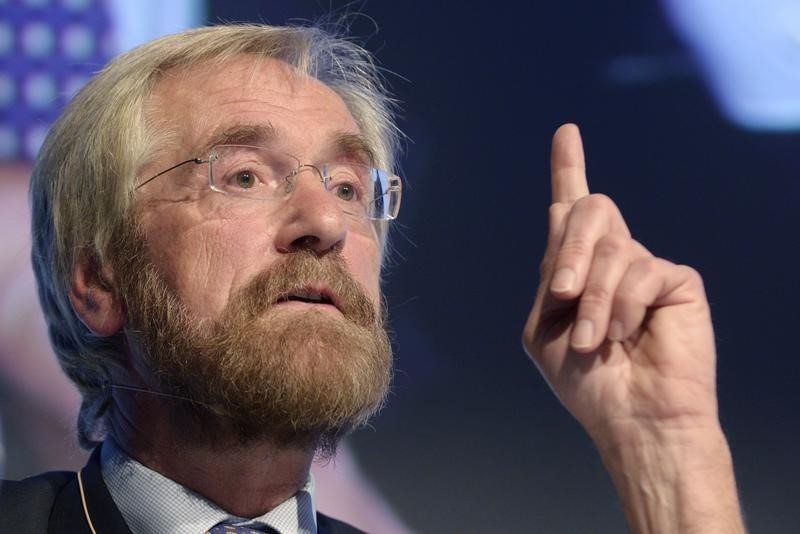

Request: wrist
left=593, top=421, right=744, bottom=534
left=589, top=415, right=726, bottom=457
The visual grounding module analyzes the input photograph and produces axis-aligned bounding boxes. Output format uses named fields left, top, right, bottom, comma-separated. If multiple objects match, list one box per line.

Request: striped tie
left=206, top=524, right=279, bottom=534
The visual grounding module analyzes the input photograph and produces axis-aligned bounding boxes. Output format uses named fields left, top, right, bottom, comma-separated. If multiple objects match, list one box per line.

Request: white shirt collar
left=100, top=439, right=317, bottom=534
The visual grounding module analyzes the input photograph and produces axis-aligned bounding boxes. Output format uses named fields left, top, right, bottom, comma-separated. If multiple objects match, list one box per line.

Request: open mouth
left=276, top=287, right=337, bottom=308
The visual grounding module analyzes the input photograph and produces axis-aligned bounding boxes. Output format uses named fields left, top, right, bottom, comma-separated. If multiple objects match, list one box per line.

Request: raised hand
left=522, top=124, right=744, bottom=533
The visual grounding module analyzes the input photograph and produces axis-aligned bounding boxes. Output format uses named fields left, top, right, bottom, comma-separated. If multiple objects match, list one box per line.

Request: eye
left=234, top=170, right=255, bottom=189
left=335, top=182, right=357, bottom=201
left=328, top=164, right=368, bottom=203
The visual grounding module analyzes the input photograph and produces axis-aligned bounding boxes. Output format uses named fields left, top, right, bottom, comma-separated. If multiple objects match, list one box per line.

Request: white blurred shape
left=106, top=0, right=204, bottom=54
left=61, top=24, right=95, bottom=60
left=0, top=21, right=14, bottom=56
left=21, top=21, right=55, bottom=57
left=22, top=73, right=56, bottom=109
left=662, top=0, right=800, bottom=131
left=62, top=0, right=92, bottom=9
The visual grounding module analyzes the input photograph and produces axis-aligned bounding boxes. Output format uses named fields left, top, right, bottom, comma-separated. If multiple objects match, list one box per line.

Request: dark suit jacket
left=0, top=449, right=364, bottom=534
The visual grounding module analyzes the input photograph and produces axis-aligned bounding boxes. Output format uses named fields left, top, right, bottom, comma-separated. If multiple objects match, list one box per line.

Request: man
left=0, top=23, right=744, bottom=533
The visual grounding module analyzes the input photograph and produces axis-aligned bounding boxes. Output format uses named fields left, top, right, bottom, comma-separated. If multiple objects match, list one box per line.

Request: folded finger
left=570, top=235, right=645, bottom=352
left=609, top=258, right=701, bottom=341
left=549, top=194, right=631, bottom=299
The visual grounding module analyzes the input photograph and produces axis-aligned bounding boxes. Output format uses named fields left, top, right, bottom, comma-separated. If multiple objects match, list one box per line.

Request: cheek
left=141, top=211, right=276, bottom=318
left=343, top=236, right=382, bottom=306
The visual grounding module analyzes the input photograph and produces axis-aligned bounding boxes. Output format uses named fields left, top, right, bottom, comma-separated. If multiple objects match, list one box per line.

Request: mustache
left=228, top=250, right=378, bottom=328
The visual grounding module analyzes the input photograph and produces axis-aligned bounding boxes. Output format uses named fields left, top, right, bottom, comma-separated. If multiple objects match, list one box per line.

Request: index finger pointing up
left=551, top=123, right=590, bottom=204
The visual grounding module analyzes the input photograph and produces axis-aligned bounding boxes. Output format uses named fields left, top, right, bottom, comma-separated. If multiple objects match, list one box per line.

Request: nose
left=273, top=167, right=347, bottom=255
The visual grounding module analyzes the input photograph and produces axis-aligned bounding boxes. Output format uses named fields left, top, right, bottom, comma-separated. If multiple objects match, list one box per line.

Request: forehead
left=146, top=55, right=362, bottom=156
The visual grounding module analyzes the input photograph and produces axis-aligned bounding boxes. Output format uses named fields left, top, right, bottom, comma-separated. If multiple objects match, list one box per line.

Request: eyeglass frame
left=134, top=144, right=402, bottom=221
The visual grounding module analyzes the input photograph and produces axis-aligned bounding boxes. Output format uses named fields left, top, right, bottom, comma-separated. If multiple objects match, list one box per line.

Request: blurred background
left=2, top=0, right=799, bottom=532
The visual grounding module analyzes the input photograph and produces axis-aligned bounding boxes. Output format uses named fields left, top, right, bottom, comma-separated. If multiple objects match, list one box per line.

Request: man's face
left=138, top=56, right=383, bottom=318
left=119, top=56, right=392, bottom=450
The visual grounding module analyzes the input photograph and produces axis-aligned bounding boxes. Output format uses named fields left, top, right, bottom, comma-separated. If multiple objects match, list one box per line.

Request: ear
left=69, top=253, right=124, bottom=337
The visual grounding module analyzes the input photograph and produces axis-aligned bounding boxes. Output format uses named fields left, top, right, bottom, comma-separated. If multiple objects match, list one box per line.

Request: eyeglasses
left=136, top=144, right=402, bottom=221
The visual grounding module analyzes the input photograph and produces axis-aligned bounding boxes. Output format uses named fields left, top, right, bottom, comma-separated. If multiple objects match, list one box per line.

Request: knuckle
left=559, top=238, right=593, bottom=259
left=630, top=238, right=650, bottom=254
left=581, top=283, right=613, bottom=309
left=614, top=283, right=648, bottom=309
left=677, top=264, right=706, bottom=290
left=575, top=193, right=614, bottom=213
left=548, top=203, right=569, bottom=220
left=594, top=233, right=627, bottom=257
left=631, top=255, right=661, bottom=276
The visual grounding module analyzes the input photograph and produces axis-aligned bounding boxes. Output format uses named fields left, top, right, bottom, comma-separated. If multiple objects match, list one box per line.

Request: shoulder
left=0, top=470, right=75, bottom=531
left=317, top=511, right=368, bottom=534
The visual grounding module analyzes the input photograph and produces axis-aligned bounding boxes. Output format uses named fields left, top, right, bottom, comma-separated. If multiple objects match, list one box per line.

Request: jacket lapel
left=49, top=447, right=132, bottom=534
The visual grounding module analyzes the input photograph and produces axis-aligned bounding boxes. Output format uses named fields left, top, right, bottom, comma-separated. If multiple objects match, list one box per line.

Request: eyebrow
left=329, top=132, right=376, bottom=166
left=196, top=123, right=279, bottom=156
left=195, top=124, right=377, bottom=166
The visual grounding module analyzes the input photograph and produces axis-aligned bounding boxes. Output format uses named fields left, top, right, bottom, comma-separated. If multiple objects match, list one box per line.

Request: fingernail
left=551, top=268, right=576, bottom=292
left=608, top=320, right=624, bottom=342
left=572, top=319, right=594, bottom=349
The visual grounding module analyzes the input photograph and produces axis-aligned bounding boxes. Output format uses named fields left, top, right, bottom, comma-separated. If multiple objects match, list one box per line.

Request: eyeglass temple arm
left=135, top=158, right=205, bottom=190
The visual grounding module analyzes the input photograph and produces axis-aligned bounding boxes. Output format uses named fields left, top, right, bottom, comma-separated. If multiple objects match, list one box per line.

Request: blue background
left=215, top=1, right=800, bottom=532
left=210, top=2, right=800, bottom=532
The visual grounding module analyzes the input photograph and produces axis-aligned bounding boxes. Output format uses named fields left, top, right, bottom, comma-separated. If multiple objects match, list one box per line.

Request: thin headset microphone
left=104, top=382, right=216, bottom=410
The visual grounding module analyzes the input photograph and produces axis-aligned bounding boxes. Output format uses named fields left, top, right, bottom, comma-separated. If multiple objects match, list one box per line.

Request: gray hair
left=29, top=23, right=401, bottom=447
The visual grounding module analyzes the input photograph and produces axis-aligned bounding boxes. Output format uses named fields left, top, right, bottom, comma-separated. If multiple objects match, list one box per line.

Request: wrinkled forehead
left=142, top=55, right=366, bottom=165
